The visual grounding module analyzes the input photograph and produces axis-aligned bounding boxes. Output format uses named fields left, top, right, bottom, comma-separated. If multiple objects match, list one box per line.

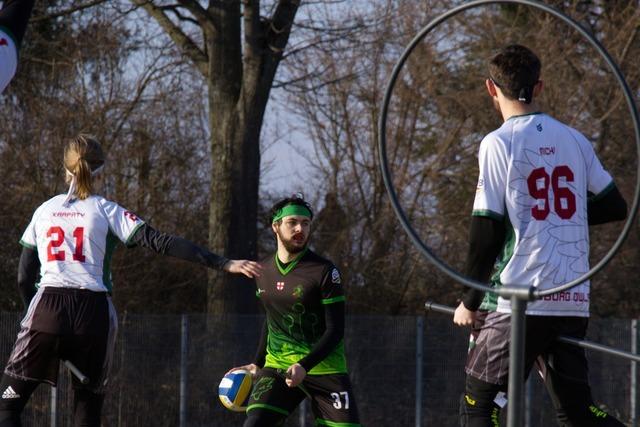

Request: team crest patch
left=331, top=268, right=341, bottom=284
left=0, top=39, right=7, bottom=47
left=276, top=281, right=284, bottom=291
left=293, top=285, right=304, bottom=298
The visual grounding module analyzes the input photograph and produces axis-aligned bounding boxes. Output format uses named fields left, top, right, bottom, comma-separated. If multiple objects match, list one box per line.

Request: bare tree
left=127, top=0, right=303, bottom=314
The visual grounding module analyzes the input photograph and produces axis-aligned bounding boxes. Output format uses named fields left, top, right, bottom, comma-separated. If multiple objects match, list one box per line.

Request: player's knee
left=73, top=388, right=104, bottom=427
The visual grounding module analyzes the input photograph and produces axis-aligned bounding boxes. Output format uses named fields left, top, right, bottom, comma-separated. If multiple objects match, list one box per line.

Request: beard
left=277, top=229, right=309, bottom=254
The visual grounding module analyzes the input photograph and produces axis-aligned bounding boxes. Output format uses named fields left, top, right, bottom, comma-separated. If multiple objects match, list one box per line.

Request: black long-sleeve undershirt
left=461, top=216, right=506, bottom=311
left=461, top=183, right=627, bottom=311
left=16, top=223, right=229, bottom=309
left=253, top=320, right=268, bottom=368
left=128, top=223, right=229, bottom=270
left=587, top=184, right=627, bottom=225
left=17, top=246, right=39, bottom=309
left=253, top=302, right=345, bottom=373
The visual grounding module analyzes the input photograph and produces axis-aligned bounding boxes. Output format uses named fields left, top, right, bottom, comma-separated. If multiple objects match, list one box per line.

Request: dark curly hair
left=269, top=195, right=314, bottom=223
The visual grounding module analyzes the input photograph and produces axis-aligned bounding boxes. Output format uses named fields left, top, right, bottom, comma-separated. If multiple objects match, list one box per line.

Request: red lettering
left=572, top=292, right=589, bottom=302
left=124, top=211, right=139, bottom=222
left=542, top=292, right=572, bottom=301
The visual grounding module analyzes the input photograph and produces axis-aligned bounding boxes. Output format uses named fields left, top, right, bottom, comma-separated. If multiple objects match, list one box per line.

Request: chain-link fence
left=0, top=312, right=636, bottom=426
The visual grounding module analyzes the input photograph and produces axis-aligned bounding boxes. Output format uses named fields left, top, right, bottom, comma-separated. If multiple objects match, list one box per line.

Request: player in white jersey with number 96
left=0, top=134, right=262, bottom=427
left=454, top=45, right=627, bottom=426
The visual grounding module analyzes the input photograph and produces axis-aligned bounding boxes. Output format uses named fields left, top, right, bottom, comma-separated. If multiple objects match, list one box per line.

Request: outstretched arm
left=17, top=245, right=39, bottom=309
left=128, top=223, right=261, bottom=277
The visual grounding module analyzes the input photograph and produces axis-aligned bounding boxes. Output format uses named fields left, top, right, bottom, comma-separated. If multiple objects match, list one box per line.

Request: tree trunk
left=205, top=0, right=299, bottom=314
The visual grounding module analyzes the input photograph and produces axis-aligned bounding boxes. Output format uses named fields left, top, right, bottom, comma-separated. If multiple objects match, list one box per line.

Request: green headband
left=272, top=204, right=312, bottom=223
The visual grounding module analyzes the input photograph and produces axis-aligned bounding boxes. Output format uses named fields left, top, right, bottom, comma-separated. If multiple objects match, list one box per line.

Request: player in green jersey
left=231, top=195, right=361, bottom=427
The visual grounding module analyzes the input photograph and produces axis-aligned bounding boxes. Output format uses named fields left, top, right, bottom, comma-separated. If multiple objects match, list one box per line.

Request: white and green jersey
left=20, top=194, right=145, bottom=293
left=0, top=27, right=17, bottom=93
left=473, top=112, right=613, bottom=316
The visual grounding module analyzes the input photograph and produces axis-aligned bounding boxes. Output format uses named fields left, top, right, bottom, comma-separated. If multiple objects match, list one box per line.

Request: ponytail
left=73, top=156, right=93, bottom=200
left=63, top=134, right=105, bottom=202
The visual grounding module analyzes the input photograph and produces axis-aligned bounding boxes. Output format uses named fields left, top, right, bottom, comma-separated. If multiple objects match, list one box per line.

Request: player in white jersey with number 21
left=454, top=45, right=627, bottom=426
left=0, top=135, right=262, bottom=427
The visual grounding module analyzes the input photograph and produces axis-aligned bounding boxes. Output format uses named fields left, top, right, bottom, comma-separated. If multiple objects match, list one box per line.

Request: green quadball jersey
left=256, top=249, right=347, bottom=375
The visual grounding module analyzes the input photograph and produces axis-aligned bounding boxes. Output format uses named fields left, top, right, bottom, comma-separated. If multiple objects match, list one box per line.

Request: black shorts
left=247, top=367, right=361, bottom=425
left=4, top=287, right=118, bottom=393
left=465, top=311, right=588, bottom=386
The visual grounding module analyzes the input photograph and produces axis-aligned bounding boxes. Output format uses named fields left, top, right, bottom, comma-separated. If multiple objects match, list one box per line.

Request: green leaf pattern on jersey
left=251, top=377, right=275, bottom=401
left=283, top=303, right=320, bottom=341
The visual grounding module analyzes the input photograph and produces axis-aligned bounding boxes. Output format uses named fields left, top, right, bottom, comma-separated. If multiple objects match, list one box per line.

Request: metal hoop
left=378, top=0, right=640, bottom=299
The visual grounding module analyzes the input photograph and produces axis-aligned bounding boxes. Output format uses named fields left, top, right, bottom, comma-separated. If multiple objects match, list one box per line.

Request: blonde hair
left=63, top=134, right=105, bottom=200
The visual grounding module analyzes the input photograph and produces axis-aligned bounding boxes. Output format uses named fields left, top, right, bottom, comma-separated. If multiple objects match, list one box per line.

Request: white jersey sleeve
left=0, top=29, right=18, bottom=94
left=19, top=205, right=45, bottom=249
left=472, top=133, right=509, bottom=219
left=98, top=199, right=145, bottom=245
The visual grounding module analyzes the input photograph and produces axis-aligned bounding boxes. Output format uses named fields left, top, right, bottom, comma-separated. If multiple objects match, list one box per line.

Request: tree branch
left=176, top=0, right=213, bottom=28
left=131, top=0, right=208, bottom=77
left=30, top=0, right=110, bottom=22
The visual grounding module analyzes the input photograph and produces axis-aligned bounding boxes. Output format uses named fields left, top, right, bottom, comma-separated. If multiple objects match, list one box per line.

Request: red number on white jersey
left=527, top=165, right=576, bottom=220
left=46, top=226, right=86, bottom=262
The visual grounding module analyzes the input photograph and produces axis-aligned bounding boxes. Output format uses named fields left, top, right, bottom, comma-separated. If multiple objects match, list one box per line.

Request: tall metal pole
left=415, top=316, right=424, bottom=427
left=632, top=319, right=638, bottom=427
left=507, top=296, right=527, bottom=427
left=525, top=376, right=533, bottom=427
left=50, top=386, right=57, bottom=427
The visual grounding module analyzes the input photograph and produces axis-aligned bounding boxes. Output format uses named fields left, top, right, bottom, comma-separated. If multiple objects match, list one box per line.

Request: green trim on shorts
left=246, top=403, right=289, bottom=416
left=321, top=296, right=345, bottom=305
left=316, top=419, right=362, bottom=427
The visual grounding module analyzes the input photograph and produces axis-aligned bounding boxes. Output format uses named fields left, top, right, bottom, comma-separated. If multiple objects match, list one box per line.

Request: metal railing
left=0, top=312, right=635, bottom=426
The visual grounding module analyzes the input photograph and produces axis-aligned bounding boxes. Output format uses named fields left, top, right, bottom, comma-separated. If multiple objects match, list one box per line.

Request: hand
left=285, top=363, right=306, bottom=388
left=226, top=363, right=259, bottom=377
left=224, top=260, right=262, bottom=278
left=453, top=302, right=476, bottom=326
